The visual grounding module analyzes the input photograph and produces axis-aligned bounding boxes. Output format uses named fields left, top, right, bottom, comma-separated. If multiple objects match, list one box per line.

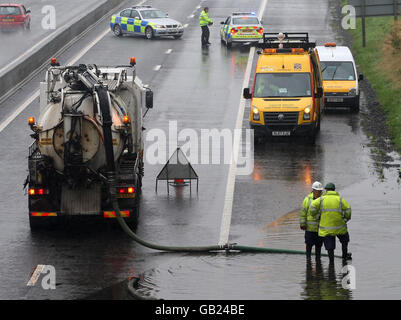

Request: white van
left=316, top=43, right=363, bottom=113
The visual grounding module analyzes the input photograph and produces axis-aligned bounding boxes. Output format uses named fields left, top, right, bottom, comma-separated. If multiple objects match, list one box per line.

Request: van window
left=320, top=61, right=355, bottom=81
left=253, top=73, right=312, bottom=98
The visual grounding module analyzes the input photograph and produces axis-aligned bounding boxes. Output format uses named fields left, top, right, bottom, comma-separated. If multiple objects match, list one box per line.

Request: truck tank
left=25, top=59, right=153, bottom=230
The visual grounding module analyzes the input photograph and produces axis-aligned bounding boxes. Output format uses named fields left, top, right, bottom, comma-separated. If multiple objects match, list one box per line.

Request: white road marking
left=218, top=0, right=269, bottom=246
left=183, top=23, right=189, bottom=28
left=0, top=0, right=147, bottom=134
left=26, top=265, right=45, bottom=286
left=154, top=65, right=162, bottom=71
left=165, top=49, right=173, bottom=54
left=188, top=14, right=195, bottom=19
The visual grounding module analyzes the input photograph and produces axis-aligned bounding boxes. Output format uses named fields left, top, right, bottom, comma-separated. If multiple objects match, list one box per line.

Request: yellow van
left=316, top=43, right=363, bottom=113
left=243, top=33, right=324, bottom=143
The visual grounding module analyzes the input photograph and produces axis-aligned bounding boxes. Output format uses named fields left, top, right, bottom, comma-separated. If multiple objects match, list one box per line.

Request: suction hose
left=110, top=190, right=330, bottom=255
left=97, top=82, right=340, bottom=297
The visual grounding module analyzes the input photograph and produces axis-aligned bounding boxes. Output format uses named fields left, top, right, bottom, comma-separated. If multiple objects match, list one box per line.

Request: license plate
left=3, top=18, right=14, bottom=22
left=272, top=131, right=291, bottom=136
left=327, top=97, right=343, bottom=103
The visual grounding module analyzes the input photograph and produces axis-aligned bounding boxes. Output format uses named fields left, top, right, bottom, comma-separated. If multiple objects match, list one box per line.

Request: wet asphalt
left=0, top=0, right=400, bottom=300
left=0, top=0, right=106, bottom=71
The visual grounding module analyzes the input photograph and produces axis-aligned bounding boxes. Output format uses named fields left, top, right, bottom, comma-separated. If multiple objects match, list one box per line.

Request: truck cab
left=316, top=43, right=362, bottom=113
left=244, top=33, right=324, bottom=143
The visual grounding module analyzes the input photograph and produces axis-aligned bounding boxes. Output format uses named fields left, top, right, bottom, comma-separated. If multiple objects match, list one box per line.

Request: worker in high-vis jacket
left=199, top=7, right=213, bottom=46
left=300, top=181, right=324, bottom=260
left=309, top=182, right=352, bottom=263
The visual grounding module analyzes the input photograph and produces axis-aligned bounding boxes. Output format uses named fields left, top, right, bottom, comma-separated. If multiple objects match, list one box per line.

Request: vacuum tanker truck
left=25, top=58, right=153, bottom=230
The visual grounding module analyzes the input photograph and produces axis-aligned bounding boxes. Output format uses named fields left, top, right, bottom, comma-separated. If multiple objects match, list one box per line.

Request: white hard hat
left=312, top=181, right=323, bottom=191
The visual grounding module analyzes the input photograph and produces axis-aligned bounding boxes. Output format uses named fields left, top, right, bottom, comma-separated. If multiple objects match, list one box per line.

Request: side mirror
left=26, top=9, right=31, bottom=14
left=358, top=74, right=364, bottom=81
left=243, top=88, right=252, bottom=99
left=316, top=87, right=323, bottom=98
left=260, top=20, right=263, bottom=24
left=165, top=13, right=169, bottom=17
left=146, top=90, right=153, bottom=109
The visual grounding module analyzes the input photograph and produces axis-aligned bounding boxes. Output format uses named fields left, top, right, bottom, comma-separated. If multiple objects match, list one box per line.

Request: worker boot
left=342, top=244, right=352, bottom=261
left=328, top=249, right=335, bottom=263
left=315, top=245, right=322, bottom=261
left=306, top=244, right=312, bottom=260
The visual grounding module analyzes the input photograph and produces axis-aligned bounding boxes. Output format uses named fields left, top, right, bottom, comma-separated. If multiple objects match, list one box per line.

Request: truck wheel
left=126, top=198, right=140, bottom=230
left=113, top=24, right=123, bottom=37
left=29, top=215, right=55, bottom=231
left=145, top=26, right=154, bottom=40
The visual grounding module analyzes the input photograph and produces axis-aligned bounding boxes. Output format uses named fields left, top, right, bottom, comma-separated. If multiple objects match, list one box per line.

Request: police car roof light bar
left=232, top=12, right=256, bottom=16
left=257, top=32, right=316, bottom=50
left=131, top=5, right=152, bottom=9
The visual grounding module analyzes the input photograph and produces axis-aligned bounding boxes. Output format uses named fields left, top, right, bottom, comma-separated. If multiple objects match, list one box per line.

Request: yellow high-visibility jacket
left=310, top=191, right=351, bottom=237
left=199, top=10, right=212, bottom=27
left=300, top=192, right=319, bottom=232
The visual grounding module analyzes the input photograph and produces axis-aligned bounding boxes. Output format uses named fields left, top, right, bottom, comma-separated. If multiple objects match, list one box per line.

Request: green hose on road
left=110, top=188, right=334, bottom=257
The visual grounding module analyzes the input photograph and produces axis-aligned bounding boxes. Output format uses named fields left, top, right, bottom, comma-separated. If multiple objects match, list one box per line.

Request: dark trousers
left=305, top=231, right=323, bottom=259
left=201, top=26, right=210, bottom=45
left=324, top=232, right=350, bottom=262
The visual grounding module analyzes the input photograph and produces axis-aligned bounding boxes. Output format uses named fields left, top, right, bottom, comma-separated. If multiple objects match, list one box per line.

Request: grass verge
left=348, top=15, right=401, bottom=151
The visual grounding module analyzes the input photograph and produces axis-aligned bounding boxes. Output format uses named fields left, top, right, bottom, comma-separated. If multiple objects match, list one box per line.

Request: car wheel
left=173, top=35, right=182, bottom=39
left=25, top=21, right=31, bottom=30
left=113, top=24, right=123, bottom=37
left=145, top=26, right=154, bottom=40
left=226, top=38, right=232, bottom=48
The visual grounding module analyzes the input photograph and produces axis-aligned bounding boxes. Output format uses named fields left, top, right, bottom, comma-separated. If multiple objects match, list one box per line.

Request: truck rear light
left=28, top=188, right=49, bottom=196
left=117, top=187, right=135, bottom=194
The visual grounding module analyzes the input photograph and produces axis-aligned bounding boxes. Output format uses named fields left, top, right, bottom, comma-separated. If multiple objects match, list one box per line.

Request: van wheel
left=306, top=131, right=316, bottom=144
left=351, top=96, right=360, bottom=113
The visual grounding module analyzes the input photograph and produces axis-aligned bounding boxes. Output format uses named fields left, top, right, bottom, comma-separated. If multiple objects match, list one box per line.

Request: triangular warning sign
left=156, top=148, right=198, bottom=180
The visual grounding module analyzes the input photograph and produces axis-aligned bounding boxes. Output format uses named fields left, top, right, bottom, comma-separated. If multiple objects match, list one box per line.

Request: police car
left=110, top=5, right=184, bottom=39
left=220, top=12, right=264, bottom=48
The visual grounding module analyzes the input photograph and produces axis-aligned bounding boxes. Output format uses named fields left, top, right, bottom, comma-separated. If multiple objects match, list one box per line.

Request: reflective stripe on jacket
left=310, top=191, right=351, bottom=237
left=199, top=10, right=211, bottom=26
left=300, top=192, right=320, bottom=232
